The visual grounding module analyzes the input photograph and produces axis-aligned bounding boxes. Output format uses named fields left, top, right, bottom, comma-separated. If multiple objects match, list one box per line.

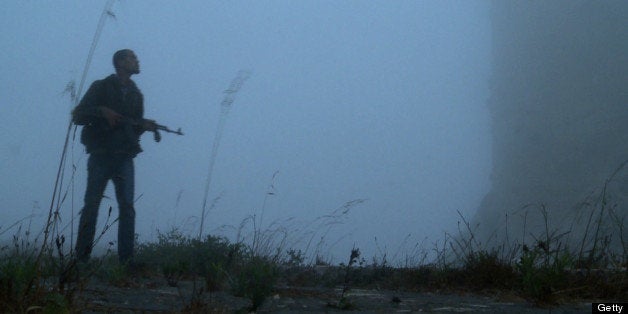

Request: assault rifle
left=126, top=118, right=184, bottom=143
left=148, top=121, right=184, bottom=142
left=72, top=106, right=184, bottom=142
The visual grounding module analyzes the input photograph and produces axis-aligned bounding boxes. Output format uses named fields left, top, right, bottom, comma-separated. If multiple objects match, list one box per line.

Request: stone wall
left=473, top=1, right=628, bottom=252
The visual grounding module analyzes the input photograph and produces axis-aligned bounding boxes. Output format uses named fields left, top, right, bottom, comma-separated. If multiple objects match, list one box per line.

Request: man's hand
left=100, top=106, right=123, bottom=127
left=142, top=119, right=158, bottom=132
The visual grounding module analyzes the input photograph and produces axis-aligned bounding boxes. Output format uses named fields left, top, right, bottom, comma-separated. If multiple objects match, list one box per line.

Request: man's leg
left=75, top=154, right=110, bottom=263
left=112, top=156, right=135, bottom=264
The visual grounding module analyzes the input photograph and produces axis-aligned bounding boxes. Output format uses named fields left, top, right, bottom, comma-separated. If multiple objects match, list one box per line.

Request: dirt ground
left=73, top=277, right=596, bottom=313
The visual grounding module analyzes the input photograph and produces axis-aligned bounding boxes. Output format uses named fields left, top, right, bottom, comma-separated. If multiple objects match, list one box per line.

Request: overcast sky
left=1, top=1, right=491, bottom=264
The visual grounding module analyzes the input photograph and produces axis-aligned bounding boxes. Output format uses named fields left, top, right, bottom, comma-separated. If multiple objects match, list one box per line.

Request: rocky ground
left=73, top=277, right=596, bottom=313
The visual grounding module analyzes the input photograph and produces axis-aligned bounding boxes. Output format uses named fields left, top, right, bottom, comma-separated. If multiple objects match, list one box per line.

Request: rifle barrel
left=156, top=124, right=184, bottom=135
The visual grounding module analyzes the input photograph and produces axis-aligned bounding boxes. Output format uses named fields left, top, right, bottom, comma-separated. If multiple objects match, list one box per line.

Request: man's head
left=113, top=49, right=140, bottom=75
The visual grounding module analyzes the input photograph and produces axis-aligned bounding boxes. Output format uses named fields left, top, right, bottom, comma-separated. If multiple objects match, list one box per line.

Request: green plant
left=0, top=230, right=76, bottom=313
left=203, top=261, right=227, bottom=292
left=327, top=247, right=361, bottom=310
left=516, top=244, right=566, bottom=304
left=0, top=255, right=37, bottom=311
left=135, top=229, right=192, bottom=274
left=229, top=255, right=278, bottom=311
left=462, top=249, right=516, bottom=290
left=163, top=259, right=189, bottom=287
left=283, top=248, right=305, bottom=267
left=41, top=292, right=70, bottom=314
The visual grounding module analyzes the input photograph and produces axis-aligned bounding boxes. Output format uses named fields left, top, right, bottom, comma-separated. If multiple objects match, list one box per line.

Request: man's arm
left=71, top=81, right=104, bottom=125
left=100, top=106, right=124, bottom=127
left=72, top=80, right=124, bottom=127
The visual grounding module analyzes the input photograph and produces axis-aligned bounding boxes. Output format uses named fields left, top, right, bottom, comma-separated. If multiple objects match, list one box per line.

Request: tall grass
left=0, top=1, right=119, bottom=311
left=198, top=70, right=251, bottom=239
left=7, top=147, right=628, bottom=311
left=2, top=198, right=626, bottom=311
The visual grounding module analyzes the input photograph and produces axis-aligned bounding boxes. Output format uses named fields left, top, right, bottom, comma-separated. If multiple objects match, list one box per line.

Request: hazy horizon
left=1, top=1, right=492, bottom=264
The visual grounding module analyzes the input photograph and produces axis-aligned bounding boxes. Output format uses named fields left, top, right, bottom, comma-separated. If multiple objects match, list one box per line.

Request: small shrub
left=516, top=243, right=571, bottom=304
left=0, top=256, right=38, bottom=311
left=463, top=250, right=516, bottom=289
left=41, top=292, right=70, bottom=314
left=327, top=247, right=361, bottom=310
left=229, top=255, right=278, bottom=311
left=203, top=261, right=227, bottom=292
left=283, top=248, right=305, bottom=267
left=163, top=259, right=189, bottom=287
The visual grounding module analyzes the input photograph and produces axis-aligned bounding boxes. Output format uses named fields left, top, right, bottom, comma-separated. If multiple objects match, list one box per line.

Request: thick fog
left=474, top=1, right=628, bottom=253
left=1, top=1, right=491, bottom=263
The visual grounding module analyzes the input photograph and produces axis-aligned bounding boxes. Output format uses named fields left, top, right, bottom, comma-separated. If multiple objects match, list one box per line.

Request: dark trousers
left=75, top=153, right=135, bottom=264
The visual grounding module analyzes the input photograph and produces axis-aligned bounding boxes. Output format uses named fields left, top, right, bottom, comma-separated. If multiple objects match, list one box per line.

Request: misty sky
left=1, top=1, right=491, bottom=263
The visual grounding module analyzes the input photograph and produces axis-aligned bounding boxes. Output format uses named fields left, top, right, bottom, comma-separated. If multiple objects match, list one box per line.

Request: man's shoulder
left=88, top=74, right=115, bottom=89
left=101, top=74, right=118, bottom=85
left=90, top=74, right=142, bottom=99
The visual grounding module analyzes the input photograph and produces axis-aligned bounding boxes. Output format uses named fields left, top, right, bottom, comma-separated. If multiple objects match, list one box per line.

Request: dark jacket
left=72, top=74, right=145, bottom=157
